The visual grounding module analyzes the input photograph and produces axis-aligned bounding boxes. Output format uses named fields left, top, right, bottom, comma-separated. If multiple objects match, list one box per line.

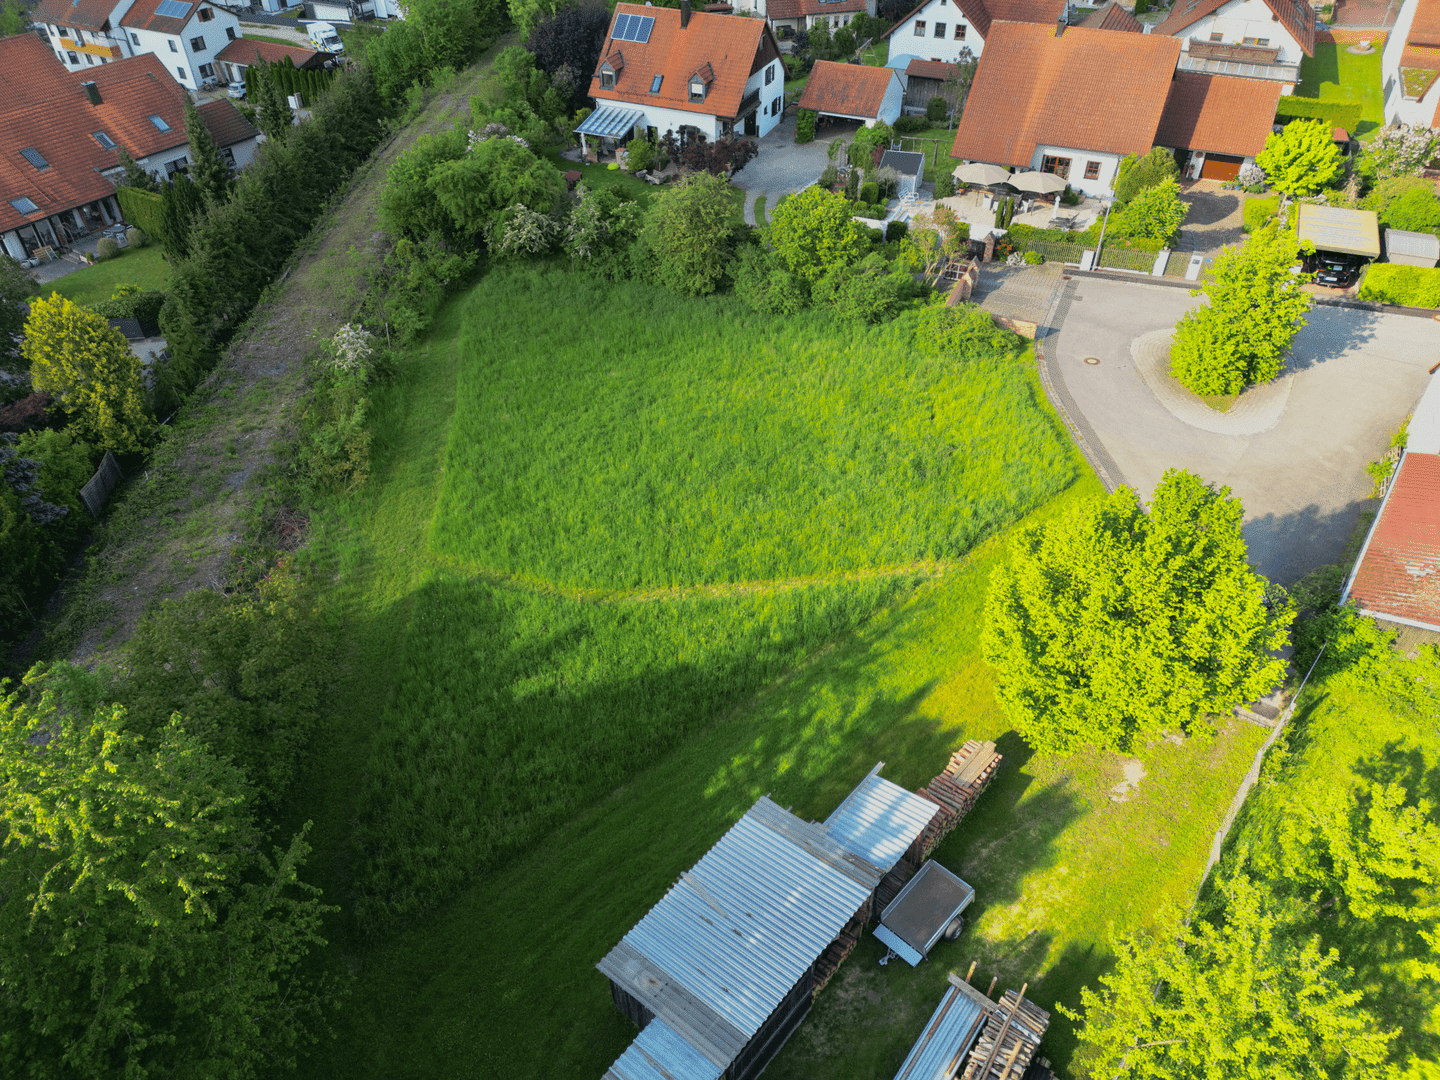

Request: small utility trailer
left=874, top=860, right=975, bottom=967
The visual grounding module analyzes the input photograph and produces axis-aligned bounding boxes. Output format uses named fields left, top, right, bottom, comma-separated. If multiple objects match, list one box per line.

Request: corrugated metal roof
left=575, top=105, right=646, bottom=138
left=1386, top=228, right=1440, bottom=262
left=1409, top=375, right=1440, bottom=455
left=890, top=985, right=988, bottom=1080
left=605, top=1019, right=724, bottom=1080
left=1296, top=203, right=1381, bottom=257
left=1347, top=451, right=1440, bottom=631
left=824, top=768, right=939, bottom=874
left=597, top=796, right=874, bottom=1067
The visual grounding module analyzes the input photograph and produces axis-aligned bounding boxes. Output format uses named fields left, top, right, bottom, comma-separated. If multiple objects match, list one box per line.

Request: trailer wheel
left=943, top=915, right=965, bottom=941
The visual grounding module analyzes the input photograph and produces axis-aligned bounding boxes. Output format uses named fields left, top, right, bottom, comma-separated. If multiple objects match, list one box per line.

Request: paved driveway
left=1048, top=277, right=1436, bottom=583
left=730, top=115, right=858, bottom=224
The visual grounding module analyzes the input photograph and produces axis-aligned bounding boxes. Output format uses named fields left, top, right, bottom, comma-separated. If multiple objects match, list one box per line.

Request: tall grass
left=430, top=267, right=1075, bottom=588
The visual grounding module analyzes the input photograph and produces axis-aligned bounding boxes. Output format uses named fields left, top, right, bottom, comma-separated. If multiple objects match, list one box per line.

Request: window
left=19, top=147, right=49, bottom=170
left=84, top=52, right=94, bottom=64
left=10, top=197, right=39, bottom=214
left=649, top=73, right=662, bottom=92
left=197, top=6, right=213, bottom=19
left=176, top=65, right=186, bottom=79
left=66, top=50, right=78, bottom=63
left=765, top=62, right=774, bottom=85
left=1041, top=154, right=1071, bottom=179
left=190, top=35, right=205, bottom=52
left=1242, top=35, right=1269, bottom=45
left=56, top=49, right=65, bottom=61
left=93, top=131, right=116, bottom=148
left=225, top=26, right=235, bottom=39
left=1209, top=31, right=1222, bottom=41
left=689, top=77, right=705, bottom=102
left=913, top=19, right=926, bottom=34
left=934, top=21, right=945, bottom=35
left=954, top=23, right=965, bottom=38
left=1084, top=160, right=1100, bottom=180
left=131, top=31, right=140, bottom=44
left=150, top=114, right=171, bottom=130
left=199, top=62, right=213, bottom=77
left=168, top=39, right=178, bottom=51
left=601, top=70, right=614, bottom=88
left=222, top=146, right=236, bottom=170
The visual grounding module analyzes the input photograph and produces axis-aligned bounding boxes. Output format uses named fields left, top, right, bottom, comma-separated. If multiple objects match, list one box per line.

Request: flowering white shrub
left=467, top=125, right=531, bottom=153
left=1238, top=163, right=1266, bottom=186
left=498, top=203, right=558, bottom=256
left=326, top=323, right=373, bottom=374
left=1366, top=124, right=1438, bottom=179
left=1006, top=251, right=1026, bottom=267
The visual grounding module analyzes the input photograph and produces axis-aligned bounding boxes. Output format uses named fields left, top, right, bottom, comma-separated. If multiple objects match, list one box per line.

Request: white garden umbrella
left=952, top=162, right=1013, bottom=186
left=1008, top=171, right=1068, bottom=194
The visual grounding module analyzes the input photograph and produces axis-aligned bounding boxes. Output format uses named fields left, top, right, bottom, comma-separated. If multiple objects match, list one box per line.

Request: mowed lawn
left=294, top=264, right=1270, bottom=1080
left=1297, top=41, right=1385, bottom=131
left=43, top=244, right=168, bottom=306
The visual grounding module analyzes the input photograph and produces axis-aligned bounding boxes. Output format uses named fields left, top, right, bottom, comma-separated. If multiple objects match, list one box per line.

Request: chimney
left=1055, top=14, right=1066, bottom=34
left=681, top=0, right=691, bottom=27
left=82, top=80, right=102, bottom=105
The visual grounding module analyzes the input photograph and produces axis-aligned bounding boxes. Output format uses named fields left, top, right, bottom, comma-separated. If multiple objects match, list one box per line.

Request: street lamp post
left=1093, top=195, right=1115, bottom=269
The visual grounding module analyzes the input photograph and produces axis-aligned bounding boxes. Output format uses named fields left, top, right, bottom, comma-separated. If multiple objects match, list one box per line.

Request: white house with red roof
left=882, top=0, right=1066, bottom=70
left=1152, top=0, right=1315, bottom=92
left=580, top=0, right=786, bottom=152
left=33, top=0, right=243, bottom=90
left=1381, top=0, right=1440, bottom=127
left=757, top=0, right=875, bottom=36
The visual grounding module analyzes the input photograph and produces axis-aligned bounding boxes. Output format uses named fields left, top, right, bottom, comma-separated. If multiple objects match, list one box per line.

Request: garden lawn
left=1296, top=42, right=1385, bottom=132
left=429, top=266, right=1076, bottom=589
left=45, top=244, right=168, bottom=306
left=540, top=152, right=661, bottom=206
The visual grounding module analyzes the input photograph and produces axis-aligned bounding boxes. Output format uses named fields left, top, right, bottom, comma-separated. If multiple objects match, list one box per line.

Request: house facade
left=34, top=0, right=245, bottom=89
left=1155, top=70, right=1282, bottom=179
left=581, top=1, right=786, bottom=151
left=214, top=36, right=326, bottom=87
left=1153, top=0, right=1314, bottom=93
left=1381, top=0, right=1440, bottom=126
left=882, top=0, right=1065, bottom=70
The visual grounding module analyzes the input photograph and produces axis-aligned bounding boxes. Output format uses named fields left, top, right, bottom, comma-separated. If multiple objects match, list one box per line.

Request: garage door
left=1200, top=153, right=1244, bottom=181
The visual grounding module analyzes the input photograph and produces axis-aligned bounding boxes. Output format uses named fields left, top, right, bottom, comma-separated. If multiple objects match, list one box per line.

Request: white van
left=307, top=22, right=344, bottom=52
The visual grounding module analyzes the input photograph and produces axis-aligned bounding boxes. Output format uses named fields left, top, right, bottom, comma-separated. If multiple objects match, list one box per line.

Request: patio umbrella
left=1008, top=171, right=1067, bottom=194
left=952, top=162, right=1013, bottom=186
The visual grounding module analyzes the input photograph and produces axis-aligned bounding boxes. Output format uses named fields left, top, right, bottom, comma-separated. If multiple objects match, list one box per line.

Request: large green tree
left=982, top=469, right=1291, bottom=755
left=1257, top=119, right=1344, bottom=196
left=0, top=664, right=338, bottom=1080
left=1066, top=874, right=1393, bottom=1080
left=0, top=253, right=39, bottom=366
left=0, top=0, right=27, bottom=35
left=1170, top=223, right=1312, bottom=396
left=640, top=172, right=742, bottom=297
left=767, top=184, right=869, bottom=286
left=183, top=96, right=232, bottom=207
left=1114, top=177, right=1189, bottom=242
left=1115, top=146, right=1179, bottom=205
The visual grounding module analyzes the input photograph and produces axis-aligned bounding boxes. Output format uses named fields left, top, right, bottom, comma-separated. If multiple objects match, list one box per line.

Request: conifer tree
left=159, top=174, right=205, bottom=260
left=253, top=60, right=294, bottom=144
left=114, top=147, right=159, bottom=192
left=183, top=96, right=231, bottom=207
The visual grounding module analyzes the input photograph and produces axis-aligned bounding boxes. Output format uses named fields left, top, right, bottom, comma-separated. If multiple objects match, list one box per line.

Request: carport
left=1295, top=204, right=1381, bottom=259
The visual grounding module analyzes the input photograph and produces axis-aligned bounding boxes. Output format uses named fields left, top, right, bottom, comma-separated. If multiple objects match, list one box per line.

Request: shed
left=1385, top=228, right=1440, bottom=267
left=1295, top=203, right=1381, bottom=259
left=879, top=150, right=927, bottom=197
left=890, top=981, right=989, bottom=1080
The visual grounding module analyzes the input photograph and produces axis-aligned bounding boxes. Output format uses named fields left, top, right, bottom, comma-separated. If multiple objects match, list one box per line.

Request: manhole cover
left=1083, top=356, right=1101, bottom=365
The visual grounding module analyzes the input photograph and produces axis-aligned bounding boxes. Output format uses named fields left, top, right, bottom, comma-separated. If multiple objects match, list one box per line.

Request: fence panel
left=80, top=451, right=123, bottom=518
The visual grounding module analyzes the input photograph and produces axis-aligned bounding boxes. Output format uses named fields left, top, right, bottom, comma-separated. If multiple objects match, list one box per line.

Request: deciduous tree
left=640, top=172, right=742, bottom=296
left=1257, top=119, right=1344, bottom=196
left=0, top=253, right=39, bottom=365
left=21, top=293, right=149, bottom=453
left=1171, top=223, right=1311, bottom=396
left=0, top=0, right=26, bottom=35
left=767, top=184, right=869, bottom=286
left=1114, top=177, right=1188, bottom=242
left=528, top=2, right=610, bottom=112
left=1114, top=146, right=1179, bottom=205
left=983, top=469, right=1291, bottom=755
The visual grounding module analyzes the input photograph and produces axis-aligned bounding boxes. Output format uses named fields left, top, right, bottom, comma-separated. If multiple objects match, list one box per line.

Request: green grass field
left=44, top=244, right=168, bottom=306
left=1296, top=42, right=1385, bottom=132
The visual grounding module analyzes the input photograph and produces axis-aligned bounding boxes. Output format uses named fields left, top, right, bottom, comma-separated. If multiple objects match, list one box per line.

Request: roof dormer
left=600, top=50, right=623, bottom=88
left=689, top=61, right=713, bottom=102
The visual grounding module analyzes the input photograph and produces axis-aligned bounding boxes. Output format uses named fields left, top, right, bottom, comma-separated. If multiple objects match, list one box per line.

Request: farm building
left=598, top=753, right=1001, bottom=1080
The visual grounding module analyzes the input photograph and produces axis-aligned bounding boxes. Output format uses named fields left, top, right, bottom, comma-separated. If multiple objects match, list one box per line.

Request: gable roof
left=951, top=22, right=1181, bottom=166
left=768, top=0, right=868, bottom=17
left=906, top=57, right=958, bottom=80
left=1153, top=0, right=1315, bottom=56
left=798, top=59, right=900, bottom=117
left=882, top=0, right=1067, bottom=41
left=34, top=0, right=121, bottom=32
left=120, top=0, right=198, bottom=35
left=216, top=36, right=326, bottom=68
left=197, top=98, right=260, bottom=147
left=589, top=2, right=779, bottom=120
left=1078, top=1, right=1143, bottom=31
left=0, top=32, right=69, bottom=107
left=1345, top=447, right=1440, bottom=632
left=1155, top=71, right=1282, bottom=156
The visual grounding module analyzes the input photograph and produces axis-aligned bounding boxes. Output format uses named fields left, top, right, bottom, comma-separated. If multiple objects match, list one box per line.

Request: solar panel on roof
left=19, top=147, right=49, bottom=170
left=155, top=0, right=193, bottom=18
left=632, top=15, right=653, bottom=41
left=613, top=12, right=633, bottom=38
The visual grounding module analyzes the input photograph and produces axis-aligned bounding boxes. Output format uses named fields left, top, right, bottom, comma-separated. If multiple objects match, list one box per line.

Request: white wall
left=1178, top=0, right=1305, bottom=64
left=136, top=142, right=192, bottom=181
left=1028, top=144, right=1123, bottom=196
left=45, top=15, right=139, bottom=73
left=742, top=57, right=786, bottom=137
left=886, top=0, right=980, bottom=70
left=125, top=6, right=242, bottom=87
left=1382, top=0, right=1440, bottom=125
left=876, top=68, right=903, bottom=124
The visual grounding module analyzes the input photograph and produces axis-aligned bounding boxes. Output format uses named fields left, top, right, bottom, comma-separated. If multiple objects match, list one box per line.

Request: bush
left=626, top=134, right=655, bottom=174
left=796, top=108, right=818, bottom=143
left=90, top=288, right=166, bottom=327
left=1111, top=178, right=1187, bottom=243
left=935, top=172, right=955, bottom=198
left=1061, top=186, right=1081, bottom=206
left=1357, top=263, right=1440, bottom=307
left=894, top=115, right=928, bottom=134
left=915, top=299, right=1023, bottom=357
left=1114, top=147, right=1178, bottom=204
left=1381, top=186, right=1440, bottom=233
left=886, top=219, right=909, bottom=243
left=814, top=252, right=910, bottom=323
left=732, top=246, right=809, bottom=314
left=115, top=185, right=165, bottom=242
left=1274, top=96, right=1363, bottom=137
left=819, top=163, right=839, bottom=188
left=1023, top=250, right=1044, bottom=265
left=926, top=96, right=948, bottom=123
left=860, top=180, right=879, bottom=204
left=124, top=226, right=147, bottom=248
left=866, top=226, right=885, bottom=244
left=95, top=237, right=120, bottom=261
left=1243, top=194, right=1281, bottom=234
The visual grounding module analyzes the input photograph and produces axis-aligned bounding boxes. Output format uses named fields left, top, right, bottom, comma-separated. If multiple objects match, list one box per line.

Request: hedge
left=1356, top=263, right=1440, bottom=307
left=1243, top=194, right=1281, bottom=234
left=115, top=185, right=165, bottom=243
left=1275, top=96, right=1363, bottom=136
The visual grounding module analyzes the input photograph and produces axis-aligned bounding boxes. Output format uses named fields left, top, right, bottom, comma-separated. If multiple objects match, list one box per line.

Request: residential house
left=34, top=0, right=245, bottom=89
left=580, top=0, right=786, bottom=153
left=881, top=0, right=1066, bottom=70
left=797, top=59, right=904, bottom=125
left=309, top=0, right=404, bottom=22
left=1152, top=0, right=1315, bottom=93
left=760, top=0, right=875, bottom=37
left=1381, top=0, right=1440, bottom=126
left=950, top=22, right=1182, bottom=195
left=0, top=35, right=258, bottom=261
left=1156, top=71, right=1281, bottom=179
left=214, top=36, right=326, bottom=87
left=1077, top=1, right=1142, bottom=32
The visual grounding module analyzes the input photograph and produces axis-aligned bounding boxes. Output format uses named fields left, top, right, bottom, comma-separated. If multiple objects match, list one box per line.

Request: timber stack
left=810, top=898, right=872, bottom=994
left=960, top=986, right=1050, bottom=1080
left=912, top=740, right=1002, bottom=862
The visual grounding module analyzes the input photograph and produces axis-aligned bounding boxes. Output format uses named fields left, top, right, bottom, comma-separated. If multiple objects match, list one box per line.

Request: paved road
left=1048, top=277, right=1436, bottom=584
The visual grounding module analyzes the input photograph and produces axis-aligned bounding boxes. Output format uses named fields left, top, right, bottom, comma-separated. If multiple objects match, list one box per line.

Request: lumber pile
left=812, top=898, right=871, bottom=994
left=960, top=986, right=1050, bottom=1080
left=910, top=740, right=1002, bottom=863
left=872, top=855, right=918, bottom=914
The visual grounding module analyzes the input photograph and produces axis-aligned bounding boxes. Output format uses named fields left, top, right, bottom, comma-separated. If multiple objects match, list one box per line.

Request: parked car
left=1312, top=251, right=1362, bottom=287
left=227, top=82, right=246, bottom=100
left=307, top=21, right=344, bottom=52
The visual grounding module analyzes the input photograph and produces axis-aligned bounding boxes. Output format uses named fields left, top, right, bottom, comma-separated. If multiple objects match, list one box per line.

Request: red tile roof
left=1077, top=1, right=1142, bottom=31
left=120, top=0, right=196, bottom=35
left=951, top=22, right=1181, bottom=166
left=33, top=0, right=121, bottom=32
left=798, top=59, right=900, bottom=117
left=1155, top=72, right=1281, bottom=157
left=589, top=3, right=779, bottom=120
left=1152, top=0, right=1314, bottom=57
left=0, top=32, right=68, bottom=107
left=1348, top=452, right=1440, bottom=631
left=883, top=0, right=1066, bottom=41
left=768, top=0, right=867, bottom=17
left=197, top=98, right=259, bottom=147
left=216, top=36, right=325, bottom=68
left=906, top=58, right=958, bottom=80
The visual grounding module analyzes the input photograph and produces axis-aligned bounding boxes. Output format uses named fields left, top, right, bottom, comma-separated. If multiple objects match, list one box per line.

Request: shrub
left=114, top=185, right=164, bottom=242
left=769, top=184, right=869, bottom=285
left=872, top=165, right=900, bottom=199
left=1112, top=178, right=1188, bottom=243
left=124, top=226, right=147, bottom=248
left=1023, top=250, right=1044, bottom=265
left=1242, top=194, right=1280, bottom=233
left=1257, top=120, right=1344, bottom=195
left=90, top=288, right=166, bottom=327
left=819, top=163, right=839, bottom=188
left=732, top=246, right=809, bottom=314
left=866, top=226, right=885, bottom=244
left=1114, top=147, right=1178, bottom=204
left=1364, top=124, right=1438, bottom=179
left=886, top=219, right=909, bottom=243
left=1357, top=263, right=1440, bottom=307
left=926, top=96, right=948, bottom=123
left=860, top=180, right=879, bottom=204
left=894, top=115, right=928, bottom=135
left=916, top=299, right=1023, bottom=357
left=1382, top=186, right=1440, bottom=233
left=814, top=252, right=910, bottom=323
left=1274, top=96, right=1363, bottom=138
left=0, top=392, right=55, bottom=435
left=1061, top=186, right=1081, bottom=206
left=796, top=108, right=818, bottom=143
left=626, top=133, right=655, bottom=173
left=935, top=172, right=956, bottom=198
left=95, top=237, right=120, bottom=261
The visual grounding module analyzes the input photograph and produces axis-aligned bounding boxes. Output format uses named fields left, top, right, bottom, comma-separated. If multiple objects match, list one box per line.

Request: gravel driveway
left=730, top=115, right=859, bottom=224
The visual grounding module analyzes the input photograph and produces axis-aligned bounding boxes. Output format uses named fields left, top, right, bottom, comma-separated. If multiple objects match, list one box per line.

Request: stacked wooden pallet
left=812, top=898, right=871, bottom=994
left=910, top=740, right=1002, bottom=863
left=960, top=986, right=1050, bottom=1080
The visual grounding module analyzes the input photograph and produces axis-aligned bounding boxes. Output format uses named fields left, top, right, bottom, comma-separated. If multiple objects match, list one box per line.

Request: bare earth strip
left=59, top=55, right=509, bottom=667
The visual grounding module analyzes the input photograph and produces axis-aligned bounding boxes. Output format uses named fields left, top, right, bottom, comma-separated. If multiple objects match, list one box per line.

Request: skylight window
left=94, top=131, right=116, bottom=148
left=149, top=114, right=171, bottom=131
left=9, top=197, right=39, bottom=214
left=19, top=147, right=49, bottom=170
left=650, top=73, right=662, bottom=92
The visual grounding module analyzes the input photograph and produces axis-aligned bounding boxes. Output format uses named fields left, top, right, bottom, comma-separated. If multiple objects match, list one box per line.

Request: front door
left=744, top=111, right=758, bottom=137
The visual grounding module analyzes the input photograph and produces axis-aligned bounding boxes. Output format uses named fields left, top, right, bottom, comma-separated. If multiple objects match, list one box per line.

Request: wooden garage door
left=1200, top=153, right=1244, bottom=181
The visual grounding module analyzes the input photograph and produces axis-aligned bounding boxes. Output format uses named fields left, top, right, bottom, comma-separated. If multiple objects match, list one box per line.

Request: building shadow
left=1243, top=498, right=1374, bottom=585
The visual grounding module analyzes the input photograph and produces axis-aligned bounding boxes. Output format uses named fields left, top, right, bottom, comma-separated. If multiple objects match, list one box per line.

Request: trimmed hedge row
left=115, top=185, right=164, bottom=244
left=1357, top=263, right=1440, bottom=307
left=1275, top=96, right=1363, bottom=135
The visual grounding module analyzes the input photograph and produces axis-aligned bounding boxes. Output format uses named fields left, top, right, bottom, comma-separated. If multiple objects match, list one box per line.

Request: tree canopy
left=527, top=3, right=610, bottom=112
left=1257, top=119, right=1344, bottom=196
left=1114, top=177, right=1189, bottom=242
left=184, top=96, right=232, bottom=207
left=1115, top=147, right=1179, bottom=205
left=640, top=172, right=743, bottom=297
left=1171, top=223, right=1312, bottom=396
left=767, top=184, right=869, bottom=286
left=982, top=469, right=1291, bottom=755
